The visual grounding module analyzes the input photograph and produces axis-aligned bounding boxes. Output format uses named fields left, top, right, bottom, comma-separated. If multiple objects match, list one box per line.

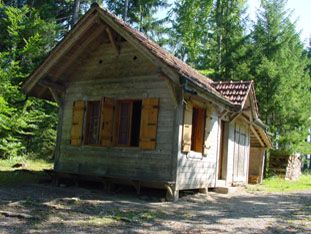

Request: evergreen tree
left=105, top=0, right=169, bottom=43
left=169, top=0, right=249, bottom=79
left=250, top=0, right=311, bottom=153
left=169, top=0, right=213, bottom=66
left=2, top=0, right=95, bottom=35
left=0, top=4, right=58, bottom=158
left=307, top=38, right=311, bottom=76
left=204, top=0, right=249, bottom=80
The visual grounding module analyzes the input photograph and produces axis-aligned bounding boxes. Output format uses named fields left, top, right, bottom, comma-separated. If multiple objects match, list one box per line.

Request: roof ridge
left=212, top=80, right=252, bottom=84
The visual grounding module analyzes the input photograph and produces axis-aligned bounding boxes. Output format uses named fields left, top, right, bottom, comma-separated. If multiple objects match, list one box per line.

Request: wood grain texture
left=100, top=97, right=115, bottom=147
left=182, top=102, right=193, bottom=152
left=70, top=101, right=85, bottom=146
left=177, top=104, right=220, bottom=189
left=139, top=98, right=159, bottom=150
left=57, top=41, right=176, bottom=182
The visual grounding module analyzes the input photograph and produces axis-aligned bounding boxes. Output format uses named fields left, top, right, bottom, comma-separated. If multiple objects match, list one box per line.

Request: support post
left=198, top=187, right=208, bottom=194
left=165, top=184, right=179, bottom=201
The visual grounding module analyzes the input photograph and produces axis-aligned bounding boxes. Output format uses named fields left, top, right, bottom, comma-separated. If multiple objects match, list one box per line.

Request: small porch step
left=213, top=186, right=242, bottom=194
left=216, top=179, right=226, bottom=187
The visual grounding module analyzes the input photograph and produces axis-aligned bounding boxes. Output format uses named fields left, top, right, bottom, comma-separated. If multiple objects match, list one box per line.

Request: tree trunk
left=72, top=0, right=80, bottom=27
left=124, top=0, right=129, bottom=21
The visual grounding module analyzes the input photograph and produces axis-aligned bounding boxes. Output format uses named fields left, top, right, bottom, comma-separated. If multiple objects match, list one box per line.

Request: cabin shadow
left=0, top=175, right=309, bottom=233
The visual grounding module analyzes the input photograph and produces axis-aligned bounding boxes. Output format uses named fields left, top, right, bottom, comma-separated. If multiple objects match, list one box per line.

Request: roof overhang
left=22, top=5, right=224, bottom=104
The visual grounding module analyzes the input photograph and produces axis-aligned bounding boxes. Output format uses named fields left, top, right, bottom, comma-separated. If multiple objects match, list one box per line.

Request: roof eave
left=22, top=6, right=99, bottom=95
left=184, top=78, right=240, bottom=112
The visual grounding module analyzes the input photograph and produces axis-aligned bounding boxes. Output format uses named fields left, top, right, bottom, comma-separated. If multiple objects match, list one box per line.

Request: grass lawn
left=247, top=173, right=311, bottom=193
left=0, top=157, right=53, bottom=185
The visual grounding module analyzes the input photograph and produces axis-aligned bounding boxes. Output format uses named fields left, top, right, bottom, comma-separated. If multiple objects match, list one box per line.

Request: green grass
left=247, top=173, right=311, bottom=193
left=0, top=157, right=53, bottom=185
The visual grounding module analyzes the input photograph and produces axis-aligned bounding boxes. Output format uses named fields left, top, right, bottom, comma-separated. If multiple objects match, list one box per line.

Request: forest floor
left=0, top=177, right=310, bottom=234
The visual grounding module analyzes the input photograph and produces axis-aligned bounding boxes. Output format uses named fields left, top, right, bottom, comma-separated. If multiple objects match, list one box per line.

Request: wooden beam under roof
left=105, top=26, right=120, bottom=55
left=22, top=8, right=99, bottom=93
left=51, top=24, right=106, bottom=80
left=39, top=79, right=66, bottom=93
left=250, top=125, right=265, bottom=147
left=48, top=87, right=63, bottom=105
left=96, top=9, right=181, bottom=84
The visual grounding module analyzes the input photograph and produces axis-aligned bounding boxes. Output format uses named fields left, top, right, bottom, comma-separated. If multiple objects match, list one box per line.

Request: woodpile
left=248, top=175, right=260, bottom=184
left=285, top=154, right=301, bottom=180
left=269, top=153, right=302, bottom=180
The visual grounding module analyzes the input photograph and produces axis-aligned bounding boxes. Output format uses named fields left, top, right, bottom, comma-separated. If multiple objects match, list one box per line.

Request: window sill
left=67, top=144, right=141, bottom=151
left=186, top=151, right=205, bottom=160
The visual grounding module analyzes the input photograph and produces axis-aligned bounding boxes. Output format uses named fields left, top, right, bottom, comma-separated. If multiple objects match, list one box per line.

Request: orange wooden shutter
left=100, top=97, right=115, bottom=147
left=139, top=98, right=159, bottom=150
left=182, top=102, right=193, bottom=152
left=203, top=109, right=212, bottom=155
left=191, top=107, right=205, bottom=153
left=70, top=100, right=85, bottom=146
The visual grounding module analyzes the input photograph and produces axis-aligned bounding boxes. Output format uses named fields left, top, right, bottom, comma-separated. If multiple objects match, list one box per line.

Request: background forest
left=0, top=0, right=310, bottom=160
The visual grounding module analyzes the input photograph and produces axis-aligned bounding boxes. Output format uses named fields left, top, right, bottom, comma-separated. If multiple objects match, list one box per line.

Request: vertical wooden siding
left=232, top=120, right=250, bottom=184
left=176, top=104, right=220, bottom=190
left=56, top=43, right=176, bottom=182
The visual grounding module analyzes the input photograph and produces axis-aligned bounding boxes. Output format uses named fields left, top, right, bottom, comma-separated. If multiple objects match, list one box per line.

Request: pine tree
left=204, top=0, right=249, bottom=80
left=250, top=0, right=311, bottom=154
left=169, top=0, right=213, bottom=66
left=0, top=4, right=58, bottom=158
left=105, top=0, right=169, bottom=43
left=307, top=38, right=311, bottom=76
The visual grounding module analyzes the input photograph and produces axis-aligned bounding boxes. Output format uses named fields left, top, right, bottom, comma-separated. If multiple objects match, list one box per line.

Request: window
left=84, top=101, right=101, bottom=145
left=182, top=103, right=206, bottom=153
left=70, top=98, right=158, bottom=150
left=130, top=100, right=142, bottom=146
left=116, top=100, right=142, bottom=146
left=191, top=106, right=205, bottom=153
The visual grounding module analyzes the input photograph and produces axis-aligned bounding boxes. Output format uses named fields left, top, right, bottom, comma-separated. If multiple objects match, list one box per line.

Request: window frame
left=115, top=99, right=143, bottom=148
left=83, top=100, right=102, bottom=146
left=115, top=99, right=134, bottom=147
left=190, top=105, right=206, bottom=154
left=71, top=97, right=158, bottom=150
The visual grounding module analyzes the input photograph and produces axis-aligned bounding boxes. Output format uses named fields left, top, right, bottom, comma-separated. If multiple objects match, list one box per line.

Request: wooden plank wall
left=231, top=119, right=250, bottom=184
left=225, top=122, right=235, bottom=185
left=55, top=42, right=176, bottom=182
left=249, top=147, right=265, bottom=183
left=176, top=104, right=220, bottom=190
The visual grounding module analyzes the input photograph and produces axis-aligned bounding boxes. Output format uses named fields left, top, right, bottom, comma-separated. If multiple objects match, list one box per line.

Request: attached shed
left=22, top=4, right=271, bottom=200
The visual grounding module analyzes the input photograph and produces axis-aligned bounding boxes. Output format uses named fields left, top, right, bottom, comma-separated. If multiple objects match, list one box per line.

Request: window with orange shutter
left=182, top=103, right=206, bottom=153
left=70, top=98, right=159, bottom=150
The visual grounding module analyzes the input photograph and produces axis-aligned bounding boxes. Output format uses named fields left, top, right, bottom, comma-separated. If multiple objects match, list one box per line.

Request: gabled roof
left=20, top=4, right=271, bottom=147
left=22, top=4, right=229, bottom=106
left=103, top=7, right=214, bottom=86
left=212, top=81, right=252, bottom=105
left=212, top=80, right=259, bottom=114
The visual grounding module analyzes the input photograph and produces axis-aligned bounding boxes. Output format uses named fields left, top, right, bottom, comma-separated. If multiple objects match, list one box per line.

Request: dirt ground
left=0, top=182, right=310, bottom=234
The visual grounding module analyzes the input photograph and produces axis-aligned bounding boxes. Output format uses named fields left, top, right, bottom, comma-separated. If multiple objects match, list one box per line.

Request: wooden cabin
left=22, top=4, right=271, bottom=200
